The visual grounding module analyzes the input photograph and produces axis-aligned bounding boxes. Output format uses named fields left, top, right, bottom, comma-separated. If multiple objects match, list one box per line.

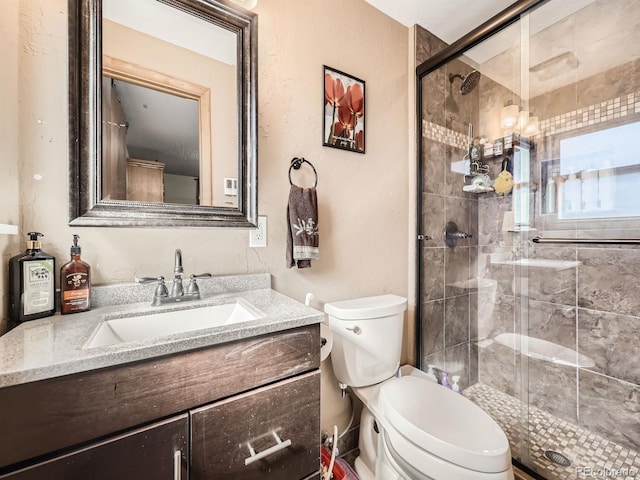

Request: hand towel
left=286, top=185, right=319, bottom=269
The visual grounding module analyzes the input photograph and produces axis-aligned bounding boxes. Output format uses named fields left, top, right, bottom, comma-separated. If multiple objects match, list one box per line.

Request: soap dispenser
left=8, top=232, right=56, bottom=330
left=426, top=364, right=438, bottom=383
left=60, top=234, right=91, bottom=315
left=451, top=376, right=462, bottom=394
left=441, top=371, right=452, bottom=389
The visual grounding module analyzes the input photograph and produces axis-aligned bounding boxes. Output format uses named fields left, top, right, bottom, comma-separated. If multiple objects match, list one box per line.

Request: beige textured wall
left=0, top=0, right=21, bottom=331
left=8, top=0, right=409, bottom=433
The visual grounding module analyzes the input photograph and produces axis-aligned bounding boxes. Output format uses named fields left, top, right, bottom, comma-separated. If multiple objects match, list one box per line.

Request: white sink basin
left=83, top=300, right=262, bottom=349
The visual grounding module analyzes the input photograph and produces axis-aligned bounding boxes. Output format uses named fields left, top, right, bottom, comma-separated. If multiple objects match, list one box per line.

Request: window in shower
left=556, top=120, right=640, bottom=219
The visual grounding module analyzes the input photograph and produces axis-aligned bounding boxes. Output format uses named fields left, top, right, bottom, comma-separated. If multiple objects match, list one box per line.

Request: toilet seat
left=384, top=428, right=513, bottom=480
left=378, top=376, right=511, bottom=474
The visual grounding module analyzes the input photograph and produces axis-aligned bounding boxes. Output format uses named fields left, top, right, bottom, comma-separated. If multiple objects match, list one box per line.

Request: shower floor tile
left=464, top=383, right=640, bottom=480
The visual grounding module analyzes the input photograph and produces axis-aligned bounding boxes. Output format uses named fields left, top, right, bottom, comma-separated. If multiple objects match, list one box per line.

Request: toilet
left=325, top=294, right=514, bottom=480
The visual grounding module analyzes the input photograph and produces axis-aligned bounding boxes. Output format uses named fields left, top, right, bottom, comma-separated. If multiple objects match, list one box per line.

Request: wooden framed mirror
left=68, top=0, right=257, bottom=227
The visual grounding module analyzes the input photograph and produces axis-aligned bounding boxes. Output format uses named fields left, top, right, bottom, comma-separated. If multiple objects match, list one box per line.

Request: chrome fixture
left=137, top=249, right=211, bottom=306
left=448, top=70, right=481, bottom=95
left=444, top=221, right=472, bottom=248
left=544, top=450, right=572, bottom=467
left=533, top=236, right=640, bottom=245
left=172, top=249, right=185, bottom=297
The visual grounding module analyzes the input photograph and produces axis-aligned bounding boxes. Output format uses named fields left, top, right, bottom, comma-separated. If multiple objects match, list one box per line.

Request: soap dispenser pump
left=8, top=232, right=56, bottom=330
left=60, top=234, right=91, bottom=315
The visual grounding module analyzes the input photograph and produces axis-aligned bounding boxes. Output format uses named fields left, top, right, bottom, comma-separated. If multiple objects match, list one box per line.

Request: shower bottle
left=546, top=176, right=556, bottom=214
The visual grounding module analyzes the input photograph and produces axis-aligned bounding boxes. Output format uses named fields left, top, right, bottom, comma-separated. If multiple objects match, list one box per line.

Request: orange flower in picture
left=333, top=102, right=355, bottom=143
left=323, top=66, right=365, bottom=153
left=325, top=74, right=345, bottom=107
left=345, top=83, right=364, bottom=119
left=325, top=74, right=345, bottom=144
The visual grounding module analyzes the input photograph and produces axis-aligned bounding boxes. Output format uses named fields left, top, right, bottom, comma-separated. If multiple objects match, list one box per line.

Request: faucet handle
left=136, top=276, right=161, bottom=283
left=136, top=276, right=169, bottom=298
left=191, top=273, right=212, bottom=280
left=187, top=273, right=211, bottom=295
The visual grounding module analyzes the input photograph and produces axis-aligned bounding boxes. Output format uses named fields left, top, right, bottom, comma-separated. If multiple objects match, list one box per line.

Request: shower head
left=449, top=70, right=481, bottom=95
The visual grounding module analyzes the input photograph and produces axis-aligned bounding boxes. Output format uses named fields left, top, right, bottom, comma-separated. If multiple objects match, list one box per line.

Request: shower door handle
left=417, top=234, right=433, bottom=241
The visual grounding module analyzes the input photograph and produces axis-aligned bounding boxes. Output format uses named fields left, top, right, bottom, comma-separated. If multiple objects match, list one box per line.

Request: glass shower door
left=418, top=1, right=640, bottom=478
left=515, top=1, right=640, bottom=476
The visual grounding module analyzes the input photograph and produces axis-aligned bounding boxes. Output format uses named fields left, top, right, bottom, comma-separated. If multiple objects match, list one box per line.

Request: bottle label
left=65, top=272, right=88, bottom=289
left=63, top=272, right=90, bottom=310
left=23, top=259, right=54, bottom=316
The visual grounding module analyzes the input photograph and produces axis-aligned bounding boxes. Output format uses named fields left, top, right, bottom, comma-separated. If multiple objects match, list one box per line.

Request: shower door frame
left=415, top=0, right=548, bottom=361
left=415, top=0, right=547, bottom=477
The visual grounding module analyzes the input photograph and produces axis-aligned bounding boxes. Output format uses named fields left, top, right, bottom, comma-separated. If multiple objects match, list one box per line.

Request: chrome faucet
left=136, top=249, right=211, bottom=306
left=171, top=249, right=184, bottom=297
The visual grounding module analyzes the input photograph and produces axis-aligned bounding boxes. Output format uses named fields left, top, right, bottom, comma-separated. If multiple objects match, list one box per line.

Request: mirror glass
left=69, top=0, right=257, bottom=227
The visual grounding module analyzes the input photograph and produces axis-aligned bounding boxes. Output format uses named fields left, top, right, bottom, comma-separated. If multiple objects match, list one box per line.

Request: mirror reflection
left=102, top=0, right=239, bottom=208
left=69, top=0, right=257, bottom=227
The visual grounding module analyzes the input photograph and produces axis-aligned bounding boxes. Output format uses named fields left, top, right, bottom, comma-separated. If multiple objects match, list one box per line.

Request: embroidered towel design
left=286, top=185, right=319, bottom=268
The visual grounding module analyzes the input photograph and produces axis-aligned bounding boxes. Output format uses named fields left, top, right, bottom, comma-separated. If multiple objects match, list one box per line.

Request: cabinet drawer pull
left=244, top=432, right=292, bottom=466
left=174, top=450, right=182, bottom=480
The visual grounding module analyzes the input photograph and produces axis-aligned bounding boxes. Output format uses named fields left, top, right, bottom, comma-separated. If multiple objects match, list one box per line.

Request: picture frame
left=323, top=65, right=365, bottom=154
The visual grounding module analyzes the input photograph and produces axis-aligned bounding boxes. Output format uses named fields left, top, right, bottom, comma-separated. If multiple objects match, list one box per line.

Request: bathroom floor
left=464, top=383, right=640, bottom=480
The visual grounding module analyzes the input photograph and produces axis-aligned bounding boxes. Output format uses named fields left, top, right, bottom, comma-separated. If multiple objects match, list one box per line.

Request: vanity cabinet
left=0, top=324, right=321, bottom=479
left=1, top=415, right=188, bottom=480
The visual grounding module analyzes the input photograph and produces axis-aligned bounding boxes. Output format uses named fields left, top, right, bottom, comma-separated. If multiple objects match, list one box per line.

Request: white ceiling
left=364, top=0, right=518, bottom=44
left=112, top=79, right=200, bottom=177
left=366, top=0, right=640, bottom=98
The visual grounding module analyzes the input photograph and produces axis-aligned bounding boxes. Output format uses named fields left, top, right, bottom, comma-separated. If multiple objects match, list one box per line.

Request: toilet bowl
left=325, top=295, right=514, bottom=480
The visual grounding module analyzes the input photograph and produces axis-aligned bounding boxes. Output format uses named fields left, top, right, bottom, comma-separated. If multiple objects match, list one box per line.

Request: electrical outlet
left=250, top=216, right=267, bottom=247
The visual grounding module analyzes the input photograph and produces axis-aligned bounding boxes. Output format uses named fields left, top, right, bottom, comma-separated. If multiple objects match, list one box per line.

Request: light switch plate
left=250, top=216, right=267, bottom=247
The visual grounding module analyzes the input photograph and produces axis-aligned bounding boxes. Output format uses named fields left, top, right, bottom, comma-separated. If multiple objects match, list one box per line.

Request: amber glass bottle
left=60, top=235, right=91, bottom=314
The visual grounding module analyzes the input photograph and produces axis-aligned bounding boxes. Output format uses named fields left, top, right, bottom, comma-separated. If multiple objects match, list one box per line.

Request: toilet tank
left=325, top=294, right=407, bottom=387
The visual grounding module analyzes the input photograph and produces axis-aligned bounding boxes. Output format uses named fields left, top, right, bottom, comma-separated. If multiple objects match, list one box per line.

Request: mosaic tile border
left=538, top=92, right=640, bottom=137
left=465, top=383, right=640, bottom=480
left=422, top=119, right=468, bottom=150
left=422, top=91, right=640, bottom=149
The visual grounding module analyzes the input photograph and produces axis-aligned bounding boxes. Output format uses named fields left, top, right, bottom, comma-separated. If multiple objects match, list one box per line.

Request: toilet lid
left=324, top=294, right=407, bottom=320
left=378, top=376, right=511, bottom=473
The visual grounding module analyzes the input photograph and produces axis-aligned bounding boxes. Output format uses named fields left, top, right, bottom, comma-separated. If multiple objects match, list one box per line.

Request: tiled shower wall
left=417, top=27, right=480, bottom=391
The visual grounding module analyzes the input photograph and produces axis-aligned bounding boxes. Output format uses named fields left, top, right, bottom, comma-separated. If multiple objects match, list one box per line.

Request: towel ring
left=289, top=157, right=318, bottom=188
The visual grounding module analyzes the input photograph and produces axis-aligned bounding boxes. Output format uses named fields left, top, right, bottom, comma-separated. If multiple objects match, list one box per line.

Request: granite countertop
left=0, top=274, right=323, bottom=388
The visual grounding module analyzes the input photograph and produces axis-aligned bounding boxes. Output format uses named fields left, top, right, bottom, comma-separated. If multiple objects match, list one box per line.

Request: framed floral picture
left=323, top=65, right=365, bottom=153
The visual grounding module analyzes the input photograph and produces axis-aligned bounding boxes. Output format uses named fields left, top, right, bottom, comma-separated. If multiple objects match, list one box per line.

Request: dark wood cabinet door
left=191, top=370, right=321, bottom=480
left=1, top=415, right=188, bottom=480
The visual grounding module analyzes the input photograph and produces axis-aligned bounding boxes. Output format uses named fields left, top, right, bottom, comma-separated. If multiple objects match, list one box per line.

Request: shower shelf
left=493, top=333, right=595, bottom=368
left=490, top=257, right=580, bottom=271
left=463, top=184, right=494, bottom=194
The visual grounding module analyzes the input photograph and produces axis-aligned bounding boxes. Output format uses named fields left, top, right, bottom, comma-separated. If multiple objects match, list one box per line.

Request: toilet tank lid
left=324, top=294, right=407, bottom=320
